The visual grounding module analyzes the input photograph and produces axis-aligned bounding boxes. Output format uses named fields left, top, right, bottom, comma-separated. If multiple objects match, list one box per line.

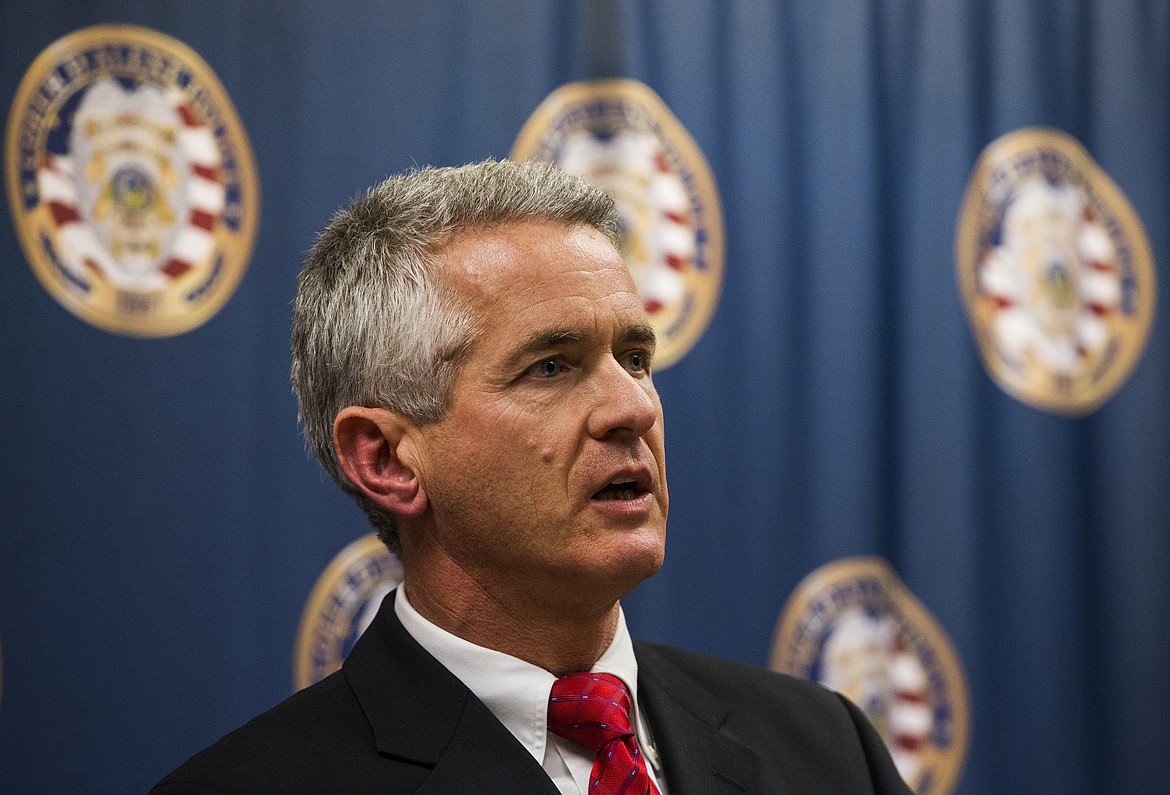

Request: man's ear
left=333, top=407, right=428, bottom=518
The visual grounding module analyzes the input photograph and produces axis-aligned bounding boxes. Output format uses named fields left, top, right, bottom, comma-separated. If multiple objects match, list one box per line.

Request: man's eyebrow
left=620, top=324, right=658, bottom=352
left=506, top=323, right=656, bottom=365
left=509, top=329, right=586, bottom=363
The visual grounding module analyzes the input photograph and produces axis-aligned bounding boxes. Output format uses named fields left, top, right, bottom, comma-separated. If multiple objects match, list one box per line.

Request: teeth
left=593, top=476, right=642, bottom=501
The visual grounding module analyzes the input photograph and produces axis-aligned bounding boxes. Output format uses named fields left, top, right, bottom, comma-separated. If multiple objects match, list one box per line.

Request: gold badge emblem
left=956, top=128, right=1155, bottom=413
left=512, top=79, right=723, bottom=369
left=771, top=557, right=970, bottom=794
left=293, top=534, right=403, bottom=690
left=5, top=25, right=259, bottom=336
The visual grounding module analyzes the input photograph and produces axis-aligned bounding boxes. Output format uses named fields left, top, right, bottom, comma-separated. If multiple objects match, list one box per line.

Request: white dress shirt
left=395, top=585, right=669, bottom=794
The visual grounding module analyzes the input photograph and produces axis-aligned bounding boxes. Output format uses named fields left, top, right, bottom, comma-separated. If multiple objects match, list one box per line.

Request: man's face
left=412, top=220, right=668, bottom=611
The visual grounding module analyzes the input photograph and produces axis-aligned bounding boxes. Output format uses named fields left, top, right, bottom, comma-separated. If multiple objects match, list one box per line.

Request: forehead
left=436, top=220, right=646, bottom=339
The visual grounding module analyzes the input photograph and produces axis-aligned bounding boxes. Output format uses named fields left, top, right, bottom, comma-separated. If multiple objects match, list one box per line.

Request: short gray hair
left=290, top=159, right=621, bottom=555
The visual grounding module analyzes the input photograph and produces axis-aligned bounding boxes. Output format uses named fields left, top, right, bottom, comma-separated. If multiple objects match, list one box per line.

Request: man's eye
left=625, top=351, right=649, bottom=373
left=527, top=358, right=565, bottom=378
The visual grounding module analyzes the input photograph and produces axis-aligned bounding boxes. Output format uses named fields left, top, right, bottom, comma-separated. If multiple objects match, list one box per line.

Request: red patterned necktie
left=547, top=672, right=661, bottom=795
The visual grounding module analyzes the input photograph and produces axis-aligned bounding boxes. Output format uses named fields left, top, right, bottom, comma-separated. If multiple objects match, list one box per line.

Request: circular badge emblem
left=770, top=557, right=969, bottom=795
left=512, top=79, right=724, bottom=369
left=293, top=534, right=403, bottom=691
left=956, top=128, right=1155, bottom=414
left=5, top=25, right=259, bottom=336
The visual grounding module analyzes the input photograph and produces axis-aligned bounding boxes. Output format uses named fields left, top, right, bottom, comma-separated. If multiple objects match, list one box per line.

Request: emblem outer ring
left=4, top=24, right=260, bottom=337
left=955, top=127, right=1155, bottom=414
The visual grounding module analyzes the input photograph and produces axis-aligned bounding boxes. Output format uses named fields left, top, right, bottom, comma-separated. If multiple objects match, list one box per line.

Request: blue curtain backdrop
left=1, top=1, right=1168, bottom=792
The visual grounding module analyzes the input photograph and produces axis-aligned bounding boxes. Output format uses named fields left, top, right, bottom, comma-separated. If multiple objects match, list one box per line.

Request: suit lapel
left=415, top=694, right=560, bottom=794
left=636, top=643, right=762, bottom=795
left=344, top=591, right=559, bottom=794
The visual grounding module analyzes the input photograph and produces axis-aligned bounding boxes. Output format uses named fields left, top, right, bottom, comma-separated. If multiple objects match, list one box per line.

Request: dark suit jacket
left=152, top=592, right=911, bottom=794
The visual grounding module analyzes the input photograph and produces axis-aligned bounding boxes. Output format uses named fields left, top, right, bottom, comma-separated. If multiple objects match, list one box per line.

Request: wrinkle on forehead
left=437, top=221, right=635, bottom=305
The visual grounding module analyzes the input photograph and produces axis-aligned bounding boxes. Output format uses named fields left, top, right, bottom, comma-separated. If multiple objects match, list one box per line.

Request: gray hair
left=290, top=159, right=621, bottom=555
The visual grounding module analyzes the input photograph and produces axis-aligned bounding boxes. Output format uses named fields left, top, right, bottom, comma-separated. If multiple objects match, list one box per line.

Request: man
left=153, top=160, right=911, bottom=793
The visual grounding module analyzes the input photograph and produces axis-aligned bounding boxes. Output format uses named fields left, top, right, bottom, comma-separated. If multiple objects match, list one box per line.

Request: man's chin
left=583, top=531, right=666, bottom=592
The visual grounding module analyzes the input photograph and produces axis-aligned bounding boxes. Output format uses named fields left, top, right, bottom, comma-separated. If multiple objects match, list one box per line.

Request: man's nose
left=586, top=358, right=659, bottom=440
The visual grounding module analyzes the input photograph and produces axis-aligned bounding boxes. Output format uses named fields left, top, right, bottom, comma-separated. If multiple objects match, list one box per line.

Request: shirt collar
left=393, top=585, right=649, bottom=768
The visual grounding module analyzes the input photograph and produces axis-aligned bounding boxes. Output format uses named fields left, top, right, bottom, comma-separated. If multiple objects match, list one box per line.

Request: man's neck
left=402, top=557, right=621, bottom=676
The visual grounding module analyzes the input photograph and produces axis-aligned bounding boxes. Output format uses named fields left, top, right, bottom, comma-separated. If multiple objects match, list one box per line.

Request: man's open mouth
left=592, top=477, right=647, bottom=501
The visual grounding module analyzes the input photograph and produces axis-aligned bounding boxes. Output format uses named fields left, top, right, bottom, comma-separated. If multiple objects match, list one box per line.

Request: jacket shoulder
left=149, top=671, right=426, bottom=794
left=635, top=640, right=840, bottom=711
left=634, top=642, right=912, bottom=795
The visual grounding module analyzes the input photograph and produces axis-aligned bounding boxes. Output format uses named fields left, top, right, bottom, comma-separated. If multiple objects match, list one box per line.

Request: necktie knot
left=548, top=672, right=660, bottom=795
left=548, top=672, right=634, bottom=748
